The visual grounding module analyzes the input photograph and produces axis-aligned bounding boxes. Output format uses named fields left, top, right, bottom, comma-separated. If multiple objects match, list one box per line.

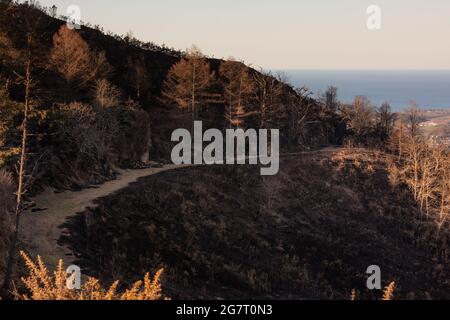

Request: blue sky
left=35, top=0, right=450, bottom=70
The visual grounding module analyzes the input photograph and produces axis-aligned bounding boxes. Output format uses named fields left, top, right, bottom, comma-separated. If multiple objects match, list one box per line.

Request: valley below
left=421, top=109, right=450, bottom=143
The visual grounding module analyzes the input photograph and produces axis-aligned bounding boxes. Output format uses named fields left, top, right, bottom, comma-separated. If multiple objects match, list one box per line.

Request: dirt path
left=20, top=164, right=188, bottom=269
left=19, top=148, right=345, bottom=270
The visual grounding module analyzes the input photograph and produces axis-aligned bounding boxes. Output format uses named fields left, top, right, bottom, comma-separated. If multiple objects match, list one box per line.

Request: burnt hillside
left=1, top=2, right=338, bottom=190
left=59, top=150, right=450, bottom=300
left=0, top=2, right=179, bottom=106
left=0, top=3, right=306, bottom=112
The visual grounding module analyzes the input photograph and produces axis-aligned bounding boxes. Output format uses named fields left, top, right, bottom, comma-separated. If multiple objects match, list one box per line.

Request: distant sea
left=282, top=70, right=450, bottom=111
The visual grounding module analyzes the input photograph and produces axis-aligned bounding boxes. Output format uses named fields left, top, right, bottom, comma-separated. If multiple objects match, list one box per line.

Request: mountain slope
left=60, top=149, right=450, bottom=300
left=1, top=3, right=331, bottom=190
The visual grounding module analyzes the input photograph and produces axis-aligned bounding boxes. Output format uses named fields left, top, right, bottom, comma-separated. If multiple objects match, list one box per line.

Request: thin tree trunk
left=1, top=46, right=31, bottom=296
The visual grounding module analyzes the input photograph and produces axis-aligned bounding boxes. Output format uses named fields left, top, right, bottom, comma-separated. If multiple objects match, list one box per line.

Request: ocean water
left=282, top=70, right=450, bottom=111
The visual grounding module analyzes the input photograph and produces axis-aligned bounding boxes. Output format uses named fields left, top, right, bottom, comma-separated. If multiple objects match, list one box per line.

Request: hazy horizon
left=34, top=0, right=450, bottom=70
left=283, top=69, right=450, bottom=110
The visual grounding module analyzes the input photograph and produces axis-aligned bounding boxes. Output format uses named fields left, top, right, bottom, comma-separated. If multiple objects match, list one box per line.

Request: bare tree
left=377, top=103, right=396, bottom=131
left=163, top=45, right=214, bottom=121
left=396, top=105, right=427, bottom=203
left=389, top=114, right=450, bottom=232
left=436, top=153, right=450, bottom=230
left=320, top=86, right=339, bottom=115
left=93, top=79, right=121, bottom=108
left=341, top=96, right=376, bottom=143
left=127, top=54, right=149, bottom=100
left=220, top=58, right=254, bottom=128
left=0, top=8, right=53, bottom=292
left=1, top=31, right=34, bottom=295
left=376, top=102, right=397, bottom=144
left=404, top=102, right=425, bottom=139
left=91, top=80, right=122, bottom=162
left=286, top=87, right=313, bottom=148
left=252, top=70, right=284, bottom=129
left=318, top=86, right=341, bottom=143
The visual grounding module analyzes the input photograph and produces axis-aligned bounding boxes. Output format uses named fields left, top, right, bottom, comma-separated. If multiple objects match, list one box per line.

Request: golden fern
left=16, top=251, right=167, bottom=301
left=349, top=281, right=396, bottom=301
left=382, top=282, right=396, bottom=301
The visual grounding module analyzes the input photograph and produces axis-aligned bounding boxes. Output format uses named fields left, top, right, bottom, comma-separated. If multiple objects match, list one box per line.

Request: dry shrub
left=48, top=97, right=151, bottom=188
left=93, top=79, right=121, bottom=109
left=16, top=252, right=167, bottom=301
left=350, top=282, right=396, bottom=301
left=382, top=282, right=396, bottom=301
left=391, top=135, right=450, bottom=229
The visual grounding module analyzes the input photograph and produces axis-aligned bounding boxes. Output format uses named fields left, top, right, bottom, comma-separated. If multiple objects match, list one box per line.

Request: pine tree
left=163, top=45, right=214, bottom=121
left=49, top=25, right=111, bottom=97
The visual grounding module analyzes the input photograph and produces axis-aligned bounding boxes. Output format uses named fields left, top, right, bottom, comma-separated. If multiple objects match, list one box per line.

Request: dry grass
left=57, top=154, right=450, bottom=300
left=350, top=282, right=396, bottom=301
left=15, top=252, right=167, bottom=301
